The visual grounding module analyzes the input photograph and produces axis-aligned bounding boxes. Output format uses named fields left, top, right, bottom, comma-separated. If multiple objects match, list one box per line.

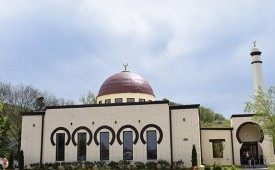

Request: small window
left=105, top=99, right=111, bottom=104
left=209, top=139, right=224, bottom=158
left=99, top=101, right=102, bottom=104
left=147, top=130, right=157, bottom=160
left=139, top=98, right=145, bottom=102
left=115, top=98, right=123, bottom=103
left=127, top=98, right=135, bottom=103
left=123, top=131, right=133, bottom=160
left=100, top=132, right=109, bottom=160
left=56, top=133, right=65, bottom=161
left=77, top=133, right=87, bottom=161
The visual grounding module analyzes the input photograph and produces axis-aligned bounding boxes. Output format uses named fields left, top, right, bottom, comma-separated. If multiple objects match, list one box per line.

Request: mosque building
left=21, top=43, right=275, bottom=167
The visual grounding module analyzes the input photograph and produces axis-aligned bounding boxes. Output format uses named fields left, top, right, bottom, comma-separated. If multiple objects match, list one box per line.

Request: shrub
left=191, top=145, right=198, bottom=168
left=118, top=160, right=131, bottom=169
left=85, top=161, right=95, bottom=169
left=108, top=161, right=119, bottom=169
left=61, top=162, right=73, bottom=170
left=146, top=161, right=157, bottom=170
left=94, top=161, right=107, bottom=169
left=204, top=165, right=211, bottom=170
left=19, top=150, right=24, bottom=170
left=53, top=162, right=60, bottom=169
left=30, top=162, right=40, bottom=169
left=213, top=162, right=222, bottom=170
left=231, top=165, right=236, bottom=170
left=173, top=160, right=184, bottom=169
left=157, top=160, right=170, bottom=169
left=134, top=161, right=145, bottom=170
left=8, top=151, right=14, bottom=169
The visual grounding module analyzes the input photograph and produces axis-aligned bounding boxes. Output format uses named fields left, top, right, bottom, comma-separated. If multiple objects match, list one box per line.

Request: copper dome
left=98, top=71, right=155, bottom=97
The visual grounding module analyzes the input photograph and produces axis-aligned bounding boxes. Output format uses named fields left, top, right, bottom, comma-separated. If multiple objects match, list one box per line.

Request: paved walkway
left=243, top=165, right=269, bottom=170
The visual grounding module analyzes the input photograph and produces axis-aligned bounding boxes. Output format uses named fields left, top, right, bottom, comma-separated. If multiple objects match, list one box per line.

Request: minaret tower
left=250, top=41, right=264, bottom=95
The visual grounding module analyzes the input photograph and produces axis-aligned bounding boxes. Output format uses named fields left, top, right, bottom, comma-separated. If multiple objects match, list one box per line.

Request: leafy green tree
left=162, top=98, right=180, bottom=105
left=0, top=101, right=9, bottom=136
left=79, top=91, right=96, bottom=104
left=191, top=144, right=198, bottom=168
left=245, top=87, right=275, bottom=148
left=200, top=106, right=229, bottom=127
left=0, top=101, right=10, bottom=157
left=35, top=96, right=45, bottom=111
left=162, top=98, right=229, bottom=127
left=200, top=106, right=215, bottom=123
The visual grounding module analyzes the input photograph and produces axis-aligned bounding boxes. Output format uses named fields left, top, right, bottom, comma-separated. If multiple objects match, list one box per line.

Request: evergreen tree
left=191, top=144, right=198, bottom=168
left=8, top=151, right=14, bottom=169
left=19, top=150, right=24, bottom=170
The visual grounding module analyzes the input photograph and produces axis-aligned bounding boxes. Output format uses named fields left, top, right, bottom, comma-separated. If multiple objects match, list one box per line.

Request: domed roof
left=98, top=71, right=155, bottom=97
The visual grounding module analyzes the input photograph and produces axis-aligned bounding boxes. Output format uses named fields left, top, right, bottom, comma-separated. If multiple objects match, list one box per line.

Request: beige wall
left=21, top=115, right=43, bottom=165
left=201, top=129, right=233, bottom=165
left=231, top=115, right=275, bottom=165
left=96, top=93, right=155, bottom=104
left=171, top=108, right=201, bottom=167
left=41, top=103, right=171, bottom=164
left=21, top=103, right=203, bottom=167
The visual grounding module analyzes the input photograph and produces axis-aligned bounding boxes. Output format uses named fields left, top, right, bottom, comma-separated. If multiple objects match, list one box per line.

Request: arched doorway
left=236, top=122, right=264, bottom=165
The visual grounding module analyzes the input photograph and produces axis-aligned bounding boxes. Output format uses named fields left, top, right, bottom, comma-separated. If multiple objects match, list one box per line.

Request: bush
left=231, top=165, right=237, bottom=170
left=19, top=150, right=24, bottom=170
left=118, top=160, right=131, bottom=169
left=30, top=162, right=40, bottom=169
left=8, top=151, right=14, bottom=169
left=146, top=161, right=157, bottom=170
left=53, top=162, right=60, bottom=169
left=212, top=162, right=222, bottom=170
left=85, top=161, right=95, bottom=169
left=94, top=161, right=107, bottom=169
left=61, top=162, right=73, bottom=170
left=204, top=165, right=211, bottom=170
left=158, top=160, right=170, bottom=169
left=134, top=161, right=145, bottom=170
left=173, top=160, right=184, bottom=169
left=108, top=161, right=119, bottom=169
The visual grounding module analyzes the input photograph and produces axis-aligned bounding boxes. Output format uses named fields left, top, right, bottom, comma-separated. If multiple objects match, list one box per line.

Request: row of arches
left=50, top=124, right=163, bottom=146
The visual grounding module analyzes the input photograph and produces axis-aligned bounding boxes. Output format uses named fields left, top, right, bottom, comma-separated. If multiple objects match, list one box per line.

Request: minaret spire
left=250, top=41, right=264, bottom=95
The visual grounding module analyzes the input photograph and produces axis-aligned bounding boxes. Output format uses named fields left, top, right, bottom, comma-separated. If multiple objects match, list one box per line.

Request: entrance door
left=240, top=142, right=258, bottom=165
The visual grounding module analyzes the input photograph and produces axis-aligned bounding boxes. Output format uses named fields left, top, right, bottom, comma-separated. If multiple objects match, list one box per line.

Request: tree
left=0, top=100, right=10, bottom=157
left=79, top=91, right=96, bottom=104
left=191, top=144, right=198, bottom=168
left=19, top=150, right=24, bottom=170
left=245, top=86, right=275, bottom=147
left=161, top=98, right=229, bottom=127
left=8, top=151, right=14, bottom=169
left=200, top=106, right=229, bottom=127
left=162, top=98, right=180, bottom=105
left=0, top=81, right=74, bottom=154
left=0, top=101, right=9, bottom=136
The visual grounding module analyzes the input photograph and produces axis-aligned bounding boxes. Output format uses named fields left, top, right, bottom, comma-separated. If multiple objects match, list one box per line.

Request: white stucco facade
left=21, top=102, right=202, bottom=167
left=22, top=104, right=275, bottom=167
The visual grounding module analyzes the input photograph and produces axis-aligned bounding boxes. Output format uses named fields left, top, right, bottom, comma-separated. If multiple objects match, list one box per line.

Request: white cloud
left=0, top=0, right=274, bottom=118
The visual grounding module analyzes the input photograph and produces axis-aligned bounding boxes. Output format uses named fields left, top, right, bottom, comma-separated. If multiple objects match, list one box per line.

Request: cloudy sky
left=0, top=0, right=274, bottom=118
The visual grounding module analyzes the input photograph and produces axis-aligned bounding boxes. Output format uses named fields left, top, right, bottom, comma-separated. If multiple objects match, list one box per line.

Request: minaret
left=250, top=41, right=264, bottom=95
